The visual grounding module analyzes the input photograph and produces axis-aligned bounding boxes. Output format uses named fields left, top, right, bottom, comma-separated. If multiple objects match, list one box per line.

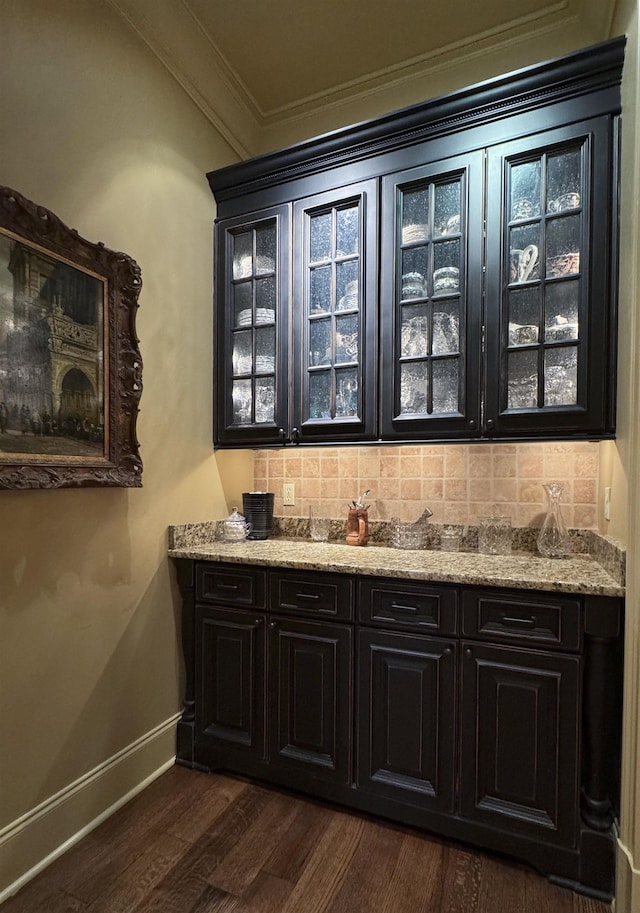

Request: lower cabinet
left=269, top=616, right=352, bottom=784
left=459, top=642, right=580, bottom=846
left=357, top=628, right=456, bottom=812
left=176, top=558, right=623, bottom=899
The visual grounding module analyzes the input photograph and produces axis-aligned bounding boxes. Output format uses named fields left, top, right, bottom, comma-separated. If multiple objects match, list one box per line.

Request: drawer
left=196, top=563, right=267, bottom=609
left=462, top=588, right=581, bottom=651
left=269, top=570, right=353, bottom=621
left=359, top=578, right=458, bottom=635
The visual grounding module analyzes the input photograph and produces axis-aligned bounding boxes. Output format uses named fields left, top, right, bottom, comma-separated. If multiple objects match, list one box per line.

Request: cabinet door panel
left=269, top=617, right=352, bottom=783
left=196, top=606, right=266, bottom=757
left=358, top=629, right=456, bottom=811
left=292, top=181, right=378, bottom=442
left=214, top=205, right=290, bottom=446
left=485, top=117, right=615, bottom=437
left=380, top=152, right=483, bottom=440
left=460, top=642, right=580, bottom=845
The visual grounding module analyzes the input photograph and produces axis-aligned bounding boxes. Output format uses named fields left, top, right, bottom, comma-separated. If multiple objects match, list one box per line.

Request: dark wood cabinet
left=175, top=557, right=623, bottom=898
left=209, top=39, right=623, bottom=447
left=357, top=628, right=456, bottom=812
left=269, top=616, right=352, bottom=783
left=459, top=641, right=580, bottom=846
left=196, top=605, right=267, bottom=760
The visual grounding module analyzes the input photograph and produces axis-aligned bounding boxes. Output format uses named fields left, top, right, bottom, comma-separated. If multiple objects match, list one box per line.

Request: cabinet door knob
left=269, top=621, right=277, bottom=628
left=255, top=617, right=263, bottom=625
left=278, top=428, right=288, bottom=444
left=444, top=646, right=452, bottom=655
left=486, top=418, right=495, bottom=431
left=291, top=427, right=301, bottom=443
left=468, top=419, right=476, bottom=430
left=464, top=647, right=473, bottom=657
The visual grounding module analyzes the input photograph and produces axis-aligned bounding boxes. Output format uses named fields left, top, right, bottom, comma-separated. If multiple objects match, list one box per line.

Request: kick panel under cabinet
left=174, top=558, right=624, bottom=899
left=209, top=39, right=623, bottom=447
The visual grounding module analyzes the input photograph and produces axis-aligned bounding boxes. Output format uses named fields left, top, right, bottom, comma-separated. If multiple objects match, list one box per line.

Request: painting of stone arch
left=0, top=186, right=142, bottom=489
left=0, top=232, right=106, bottom=458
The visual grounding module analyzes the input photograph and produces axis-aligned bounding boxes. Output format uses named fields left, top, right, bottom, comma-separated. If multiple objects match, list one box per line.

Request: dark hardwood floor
left=2, top=765, right=610, bottom=913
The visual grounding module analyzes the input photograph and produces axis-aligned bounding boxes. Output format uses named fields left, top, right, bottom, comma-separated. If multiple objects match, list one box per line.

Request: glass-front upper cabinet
left=292, top=180, right=378, bottom=443
left=214, top=204, right=290, bottom=446
left=380, top=153, right=484, bottom=439
left=485, top=118, right=616, bottom=437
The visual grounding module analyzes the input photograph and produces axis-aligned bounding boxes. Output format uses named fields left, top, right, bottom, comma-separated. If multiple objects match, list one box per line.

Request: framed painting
left=0, top=185, right=142, bottom=489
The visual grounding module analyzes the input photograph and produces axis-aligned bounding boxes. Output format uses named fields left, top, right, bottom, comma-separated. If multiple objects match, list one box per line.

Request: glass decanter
left=537, top=481, right=571, bottom=558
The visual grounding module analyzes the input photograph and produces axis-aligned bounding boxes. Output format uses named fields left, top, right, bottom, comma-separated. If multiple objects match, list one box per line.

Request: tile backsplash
left=253, top=441, right=599, bottom=529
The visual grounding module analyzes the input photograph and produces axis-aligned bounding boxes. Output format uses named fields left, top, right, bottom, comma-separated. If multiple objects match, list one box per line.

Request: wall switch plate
left=604, top=486, right=611, bottom=521
left=283, top=482, right=295, bottom=506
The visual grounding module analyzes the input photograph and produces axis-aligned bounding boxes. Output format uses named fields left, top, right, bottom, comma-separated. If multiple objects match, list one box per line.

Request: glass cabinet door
left=380, top=153, right=484, bottom=439
left=214, top=205, right=289, bottom=446
left=485, top=118, right=616, bottom=437
left=292, top=180, right=377, bottom=442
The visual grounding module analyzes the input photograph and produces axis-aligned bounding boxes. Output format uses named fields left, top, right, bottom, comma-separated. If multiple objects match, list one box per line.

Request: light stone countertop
left=168, top=536, right=624, bottom=598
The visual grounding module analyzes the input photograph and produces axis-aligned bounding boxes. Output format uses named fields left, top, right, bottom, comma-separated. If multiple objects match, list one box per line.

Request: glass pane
left=402, top=187, right=429, bottom=243
left=255, top=326, right=275, bottom=373
left=255, top=376, right=275, bottom=423
left=547, top=150, right=581, bottom=213
left=510, top=161, right=542, bottom=220
left=546, top=215, right=580, bottom=278
left=401, top=248, right=428, bottom=298
left=509, top=226, right=541, bottom=283
left=508, top=350, right=538, bottom=408
left=432, top=308, right=460, bottom=356
left=309, top=370, right=332, bottom=419
left=508, top=287, right=540, bottom=345
left=232, top=232, right=253, bottom=279
left=232, top=379, right=252, bottom=424
left=233, top=282, right=253, bottom=327
left=400, top=304, right=428, bottom=358
left=434, top=181, right=461, bottom=236
left=255, top=223, right=276, bottom=273
left=400, top=361, right=428, bottom=414
left=336, top=314, right=359, bottom=364
left=310, top=212, right=332, bottom=262
left=545, top=280, right=579, bottom=341
left=310, top=266, right=332, bottom=313
left=309, top=318, right=332, bottom=367
left=432, top=359, right=459, bottom=413
left=545, top=347, right=577, bottom=406
left=336, top=261, right=359, bottom=309
left=336, top=368, right=358, bottom=417
left=433, top=240, right=460, bottom=294
left=232, top=330, right=252, bottom=375
left=336, top=205, right=359, bottom=257
left=255, top=276, right=276, bottom=321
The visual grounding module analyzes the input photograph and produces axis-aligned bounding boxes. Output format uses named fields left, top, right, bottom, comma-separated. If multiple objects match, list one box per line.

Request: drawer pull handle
left=217, top=583, right=240, bottom=591
left=500, top=613, right=537, bottom=628
left=296, top=592, right=321, bottom=601
left=390, top=603, right=419, bottom=613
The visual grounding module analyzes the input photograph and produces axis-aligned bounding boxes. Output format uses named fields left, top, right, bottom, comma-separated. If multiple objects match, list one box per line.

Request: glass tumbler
left=309, top=501, right=331, bottom=542
left=478, top=515, right=512, bottom=555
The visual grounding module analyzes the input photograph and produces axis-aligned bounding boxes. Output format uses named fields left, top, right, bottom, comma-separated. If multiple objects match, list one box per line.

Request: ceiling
left=108, top=0, right=618, bottom=157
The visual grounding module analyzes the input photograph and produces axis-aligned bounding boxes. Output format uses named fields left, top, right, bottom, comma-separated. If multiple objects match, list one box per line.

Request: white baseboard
left=0, top=713, right=180, bottom=905
left=616, top=839, right=640, bottom=913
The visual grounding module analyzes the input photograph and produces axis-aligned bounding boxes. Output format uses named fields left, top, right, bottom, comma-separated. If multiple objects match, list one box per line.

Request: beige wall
left=0, top=1, right=252, bottom=897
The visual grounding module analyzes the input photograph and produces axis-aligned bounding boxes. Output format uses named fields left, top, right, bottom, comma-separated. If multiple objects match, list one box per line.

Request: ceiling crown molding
left=106, top=0, right=260, bottom=158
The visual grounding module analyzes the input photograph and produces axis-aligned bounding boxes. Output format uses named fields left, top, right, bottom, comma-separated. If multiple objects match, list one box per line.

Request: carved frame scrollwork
left=0, top=185, right=143, bottom=489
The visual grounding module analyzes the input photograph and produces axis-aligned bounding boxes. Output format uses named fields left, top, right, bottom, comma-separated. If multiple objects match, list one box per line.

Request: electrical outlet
left=283, top=482, right=295, bottom=506
left=604, top=486, right=611, bottom=522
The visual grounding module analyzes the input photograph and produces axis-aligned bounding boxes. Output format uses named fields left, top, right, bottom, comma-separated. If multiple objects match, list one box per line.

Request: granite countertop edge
left=167, top=537, right=624, bottom=598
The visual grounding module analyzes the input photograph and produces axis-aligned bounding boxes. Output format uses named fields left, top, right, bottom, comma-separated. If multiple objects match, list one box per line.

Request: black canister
left=242, top=491, right=275, bottom=540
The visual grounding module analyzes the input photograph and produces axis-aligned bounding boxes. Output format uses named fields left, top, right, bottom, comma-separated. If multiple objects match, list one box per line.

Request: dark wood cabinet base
left=174, top=558, right=623, bottom=900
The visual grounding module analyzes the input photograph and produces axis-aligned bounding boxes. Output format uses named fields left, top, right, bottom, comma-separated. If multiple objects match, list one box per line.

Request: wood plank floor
left=2, top=765, right=611, bottom=913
